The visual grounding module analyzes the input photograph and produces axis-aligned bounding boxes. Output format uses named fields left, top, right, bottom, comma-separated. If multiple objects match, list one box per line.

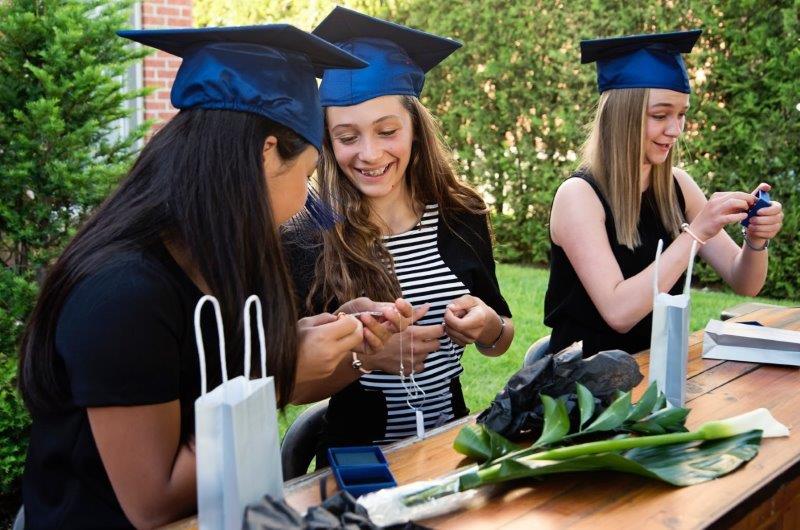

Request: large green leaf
left=583, top=391, right=632, bottom=433
left=458, top=431, right=762, bottom=490
left=533, top=395, right=570, bottom=447
left=453, top=424, right=520, bottom=463
left=627, top=381, right=659, bottom=422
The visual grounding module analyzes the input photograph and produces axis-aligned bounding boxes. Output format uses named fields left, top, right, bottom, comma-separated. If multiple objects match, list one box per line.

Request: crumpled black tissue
left=476, top=344, right=643, bottom=440
left=242, top=491, right=431, bottom=530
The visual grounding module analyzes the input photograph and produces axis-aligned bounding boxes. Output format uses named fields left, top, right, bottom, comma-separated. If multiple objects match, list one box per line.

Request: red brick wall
left=141, top=0, right=193, bottom=128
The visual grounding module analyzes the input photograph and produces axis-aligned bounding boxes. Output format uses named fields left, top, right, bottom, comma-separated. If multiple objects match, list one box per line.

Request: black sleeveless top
left=544, top=172, right=687, bottom=356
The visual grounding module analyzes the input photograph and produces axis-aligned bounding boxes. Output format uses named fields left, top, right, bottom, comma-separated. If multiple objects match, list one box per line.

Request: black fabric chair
left=523, top=335, right=551, bottom=367
left=280, top=399, right=329, bottom=480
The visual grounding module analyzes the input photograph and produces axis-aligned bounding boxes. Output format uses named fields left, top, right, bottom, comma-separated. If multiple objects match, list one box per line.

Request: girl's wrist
left=687, top=221, right=714, bottom=243
left=476, top=309, right=505, bottom=349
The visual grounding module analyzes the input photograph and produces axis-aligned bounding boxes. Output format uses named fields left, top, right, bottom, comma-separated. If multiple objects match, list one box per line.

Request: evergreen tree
left=0, top=0, right=148, bottom=505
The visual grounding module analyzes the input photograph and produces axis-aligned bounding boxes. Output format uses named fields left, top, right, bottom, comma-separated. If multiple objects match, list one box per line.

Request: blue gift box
left=327, top=445, right=397, bottom=498
left=741, top=190, right=771, bottom=227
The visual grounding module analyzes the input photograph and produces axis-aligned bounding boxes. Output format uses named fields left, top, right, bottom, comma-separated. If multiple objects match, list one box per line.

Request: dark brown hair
left=308, top=95, right=486, bottom=310
left=19, top=109, right=306, bottom=413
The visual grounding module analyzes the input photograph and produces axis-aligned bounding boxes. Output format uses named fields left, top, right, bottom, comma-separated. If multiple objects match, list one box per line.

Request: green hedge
left=198, top=0, right=799, bottom=296
left=392, top=0, right=799, bottom=298
left=0, top=0, right=147, bottom=500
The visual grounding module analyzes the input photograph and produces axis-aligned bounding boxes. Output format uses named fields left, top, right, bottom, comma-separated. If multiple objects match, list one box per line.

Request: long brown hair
left=19, top=109, right=303, bottom=413
left=308, top=95, right=486, bottom=310
left=580, top=88, right=684, bottom=249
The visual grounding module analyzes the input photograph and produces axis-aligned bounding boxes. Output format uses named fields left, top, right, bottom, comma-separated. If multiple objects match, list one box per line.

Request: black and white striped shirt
left=359, top=204, right=469, bottom=441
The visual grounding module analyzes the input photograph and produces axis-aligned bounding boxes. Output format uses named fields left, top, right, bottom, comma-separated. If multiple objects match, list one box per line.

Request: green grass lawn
left=278, top=264, right=798, bottom=436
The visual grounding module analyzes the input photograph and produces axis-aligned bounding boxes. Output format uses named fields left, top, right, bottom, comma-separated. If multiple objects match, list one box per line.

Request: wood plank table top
left=167, top=306, right=800, bottom=530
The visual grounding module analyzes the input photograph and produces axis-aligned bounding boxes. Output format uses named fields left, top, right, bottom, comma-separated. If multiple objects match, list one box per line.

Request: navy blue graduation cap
left=313, top=6, right=462, bottom=107
left=117, top=25, right=368, bottom=150
left=581, top=30, right=702, bottom=94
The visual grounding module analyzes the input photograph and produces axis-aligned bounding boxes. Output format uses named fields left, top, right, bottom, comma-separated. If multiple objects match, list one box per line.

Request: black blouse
left=284, top=207, right=511, bottom=462
left=544, top=172, right=687, bottom=357
left=22, top=244, right=224, bottom=529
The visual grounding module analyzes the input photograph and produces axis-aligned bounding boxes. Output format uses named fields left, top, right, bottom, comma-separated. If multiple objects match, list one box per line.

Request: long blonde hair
left=580, top=88, right=684, bottom=249
left=308, top=95, right=486, bottom=311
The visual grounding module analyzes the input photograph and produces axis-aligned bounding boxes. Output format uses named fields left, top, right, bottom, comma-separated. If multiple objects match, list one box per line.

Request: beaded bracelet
left=680, top=223, right=707, bottom=246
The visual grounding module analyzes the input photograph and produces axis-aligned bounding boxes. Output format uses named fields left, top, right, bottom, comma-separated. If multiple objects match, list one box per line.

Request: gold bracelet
left=680, top=223, right=707, bottom=245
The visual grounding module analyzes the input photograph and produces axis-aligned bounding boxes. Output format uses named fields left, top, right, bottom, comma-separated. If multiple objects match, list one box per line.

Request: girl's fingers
left=755, top=202, right=782, bottom=217
left=722, top=198, right=751, bottom=213
left=445, top=326, right=471, bottom=346
left=721, top=212, right=749, bottom=225
left=394, top=298, right=414, bottom=318
left=360, top=314, right=391, bottom=343
left=362, top=328, right=384, bottom=353
left=748, top=218, right=783, bottom=230
left=299, top=313, right=337, bottom=328
left=751, top=182, right=771, bottom=194
left=717, top=191, right=756, bottom=205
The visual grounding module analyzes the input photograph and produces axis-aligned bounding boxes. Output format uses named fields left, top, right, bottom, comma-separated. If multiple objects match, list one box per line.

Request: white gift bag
left=648, top=239, right=699, bottom=407
left=703, top=319, right=800, bottom=366
left=194, top=295, right=284, bottom=530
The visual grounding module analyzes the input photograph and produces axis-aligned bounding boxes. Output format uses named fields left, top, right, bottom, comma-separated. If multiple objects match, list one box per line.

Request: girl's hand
left=337, top=297, right=414, bottom=354
left=361, top=303, right=440, bottom=375
left=689, top=190, right=756, bottom=241
left=296, top=313, right=363, bottom=378
left=443, top=295, right=500, bottom=347
left=745, top=183, right=783, bottom=243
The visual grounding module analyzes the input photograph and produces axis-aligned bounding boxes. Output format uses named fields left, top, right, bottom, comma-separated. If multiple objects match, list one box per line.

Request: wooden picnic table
left=167, top=305, right=800, bottom=530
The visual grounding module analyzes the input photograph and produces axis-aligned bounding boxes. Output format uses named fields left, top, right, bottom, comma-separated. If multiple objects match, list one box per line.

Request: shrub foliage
left=198, top=0, right=799, bottom=297
left=0, top=0, right=147, bottom=497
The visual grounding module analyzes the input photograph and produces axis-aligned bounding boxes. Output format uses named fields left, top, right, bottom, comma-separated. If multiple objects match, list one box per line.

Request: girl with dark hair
left=17, top=26, right=408, bottom=529
left=286, top=8, right=514, bottom=457
left=545, top=31, right=784, bottom=357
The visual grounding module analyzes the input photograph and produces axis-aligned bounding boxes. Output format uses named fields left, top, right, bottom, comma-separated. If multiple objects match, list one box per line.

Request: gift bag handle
left=683, top=240, right=699, bottom=295
left=194, top=295, right=228, bottom=395
left=243, top=295, right=267, bottom=380
left=653, top=239, right=664, bottom=298
left=653, top=238, right=699, bottom=298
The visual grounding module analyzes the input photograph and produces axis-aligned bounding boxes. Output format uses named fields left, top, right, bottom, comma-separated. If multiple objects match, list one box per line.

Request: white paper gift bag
left=194, top=295, right=284, bottom=530
left=648, top=239, right=699, bottom=408
left=703, top=319, right=800, bottom=366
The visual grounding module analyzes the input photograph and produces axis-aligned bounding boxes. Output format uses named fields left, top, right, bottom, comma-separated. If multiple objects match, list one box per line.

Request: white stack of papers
left=702, top=319, right=800, bottom=367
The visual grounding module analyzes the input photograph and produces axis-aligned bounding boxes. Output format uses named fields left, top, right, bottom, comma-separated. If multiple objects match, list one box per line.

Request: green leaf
left=628, top=406, right=690, bottom=435
left=576, top=383, right=595, bottom=429
left=453, top=424, right=491, bottom=462
left=654, top=392, right=667, bottom=411
left=583, top=391, right=632, bottom=433
left=533, top=395, right=570, bottom=447
left=453, top=424, right=520, bottom=463
left=473, top=431, right=763, bottom=488
left=627, top=382, right=659, bottom=422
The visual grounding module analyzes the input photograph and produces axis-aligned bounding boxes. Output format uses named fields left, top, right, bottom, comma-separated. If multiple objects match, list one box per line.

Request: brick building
left=125, top=0, right=194, bottom=133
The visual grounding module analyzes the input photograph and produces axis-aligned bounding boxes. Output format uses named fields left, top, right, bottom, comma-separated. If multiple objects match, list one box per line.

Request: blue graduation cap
left=117, top=25, right=368, bottom=150
left=312, top=6, right=462, bottom=107
left=581, top=30, right=702, bottom=94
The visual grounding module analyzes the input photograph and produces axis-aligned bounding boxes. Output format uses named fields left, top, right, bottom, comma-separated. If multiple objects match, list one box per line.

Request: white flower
left=698, top=408, right=790, bottom=439
left=566, top=150, right=577, bottom=162
left=536, top=151, right=548, bottom=160
left=25, top=189, right=35, bottom=200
